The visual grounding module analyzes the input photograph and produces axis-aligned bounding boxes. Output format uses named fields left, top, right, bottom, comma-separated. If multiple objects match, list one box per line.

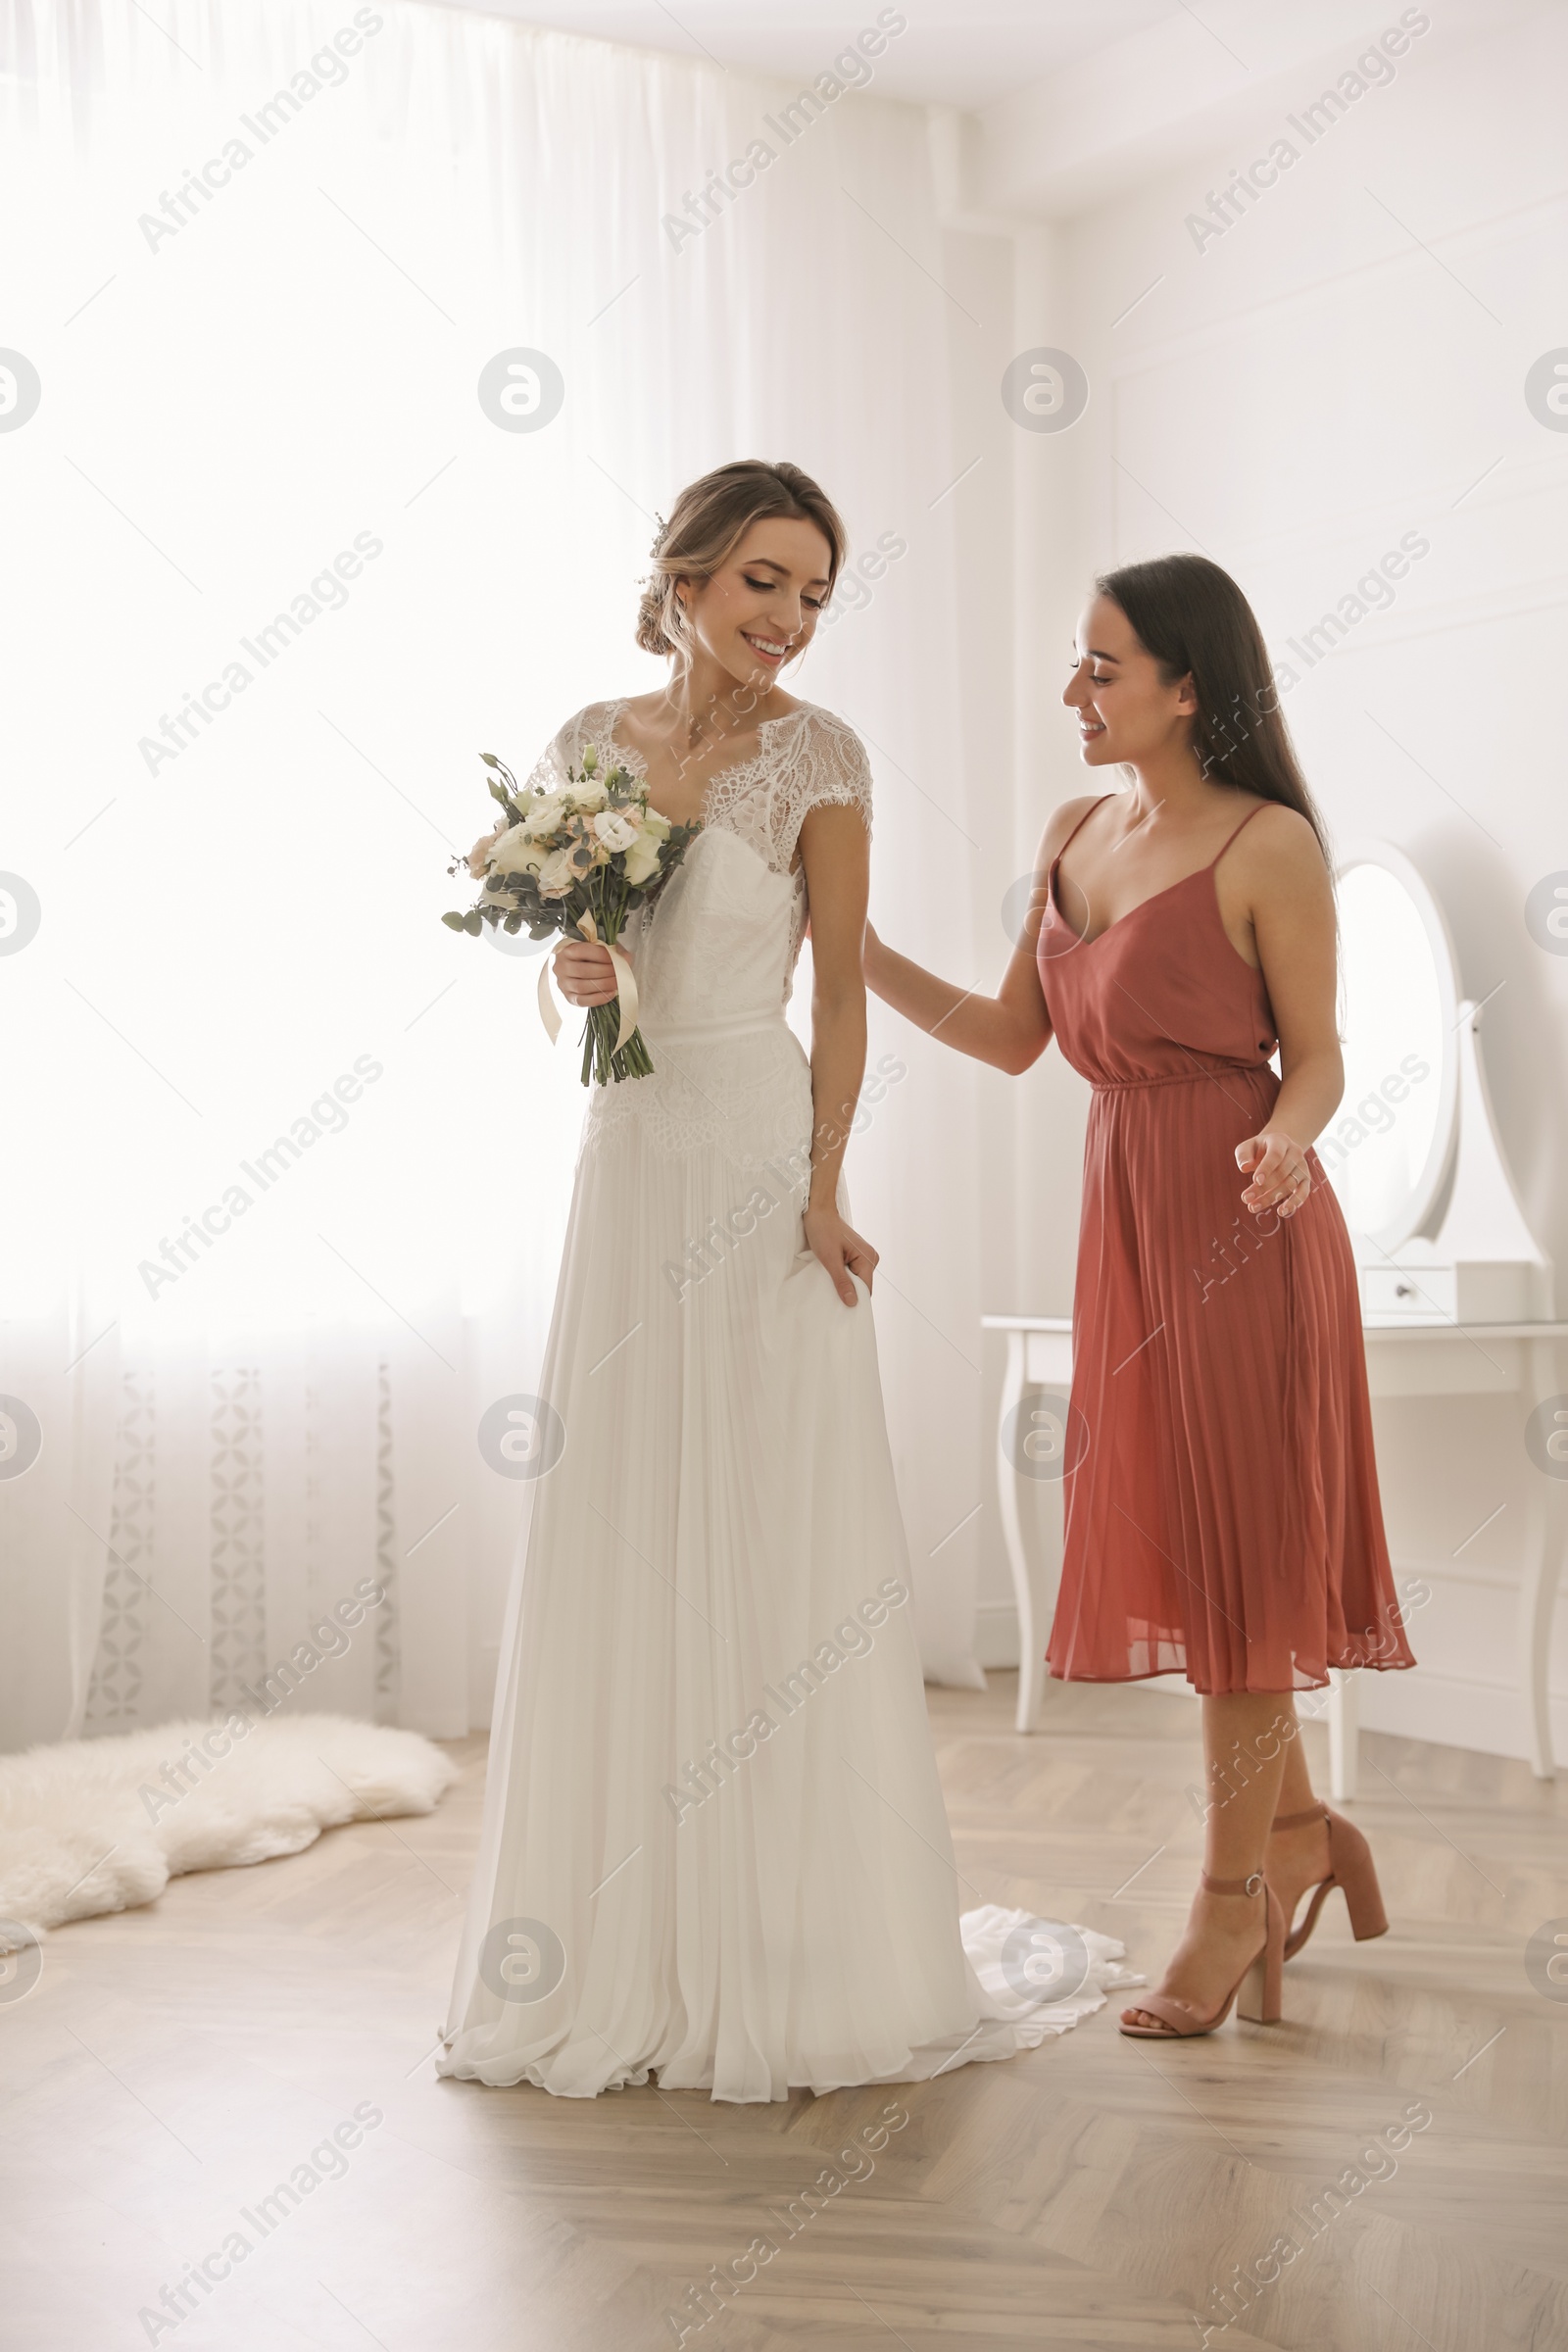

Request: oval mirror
left=1327, top=841, right=1459, bottom=1252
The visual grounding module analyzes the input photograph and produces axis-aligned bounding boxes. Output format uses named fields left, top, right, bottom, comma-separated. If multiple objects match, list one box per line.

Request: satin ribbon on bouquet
left=537, top=911, right=640, bottom=1058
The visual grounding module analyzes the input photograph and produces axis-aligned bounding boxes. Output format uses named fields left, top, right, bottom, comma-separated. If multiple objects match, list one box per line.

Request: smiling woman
left=437, top=457, right=1132, bottom=2101
left=865, top=550, right=1413, bottom=2042
left=632, top=461, right=845, bottom=670
left=553, top=460, right=880, bottom=1303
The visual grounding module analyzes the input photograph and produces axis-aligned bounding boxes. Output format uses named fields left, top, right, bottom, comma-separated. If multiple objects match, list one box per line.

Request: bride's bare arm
left=862, top=814, right=1066, bottom=1075
left=797, top=803, right=879, bottom=1306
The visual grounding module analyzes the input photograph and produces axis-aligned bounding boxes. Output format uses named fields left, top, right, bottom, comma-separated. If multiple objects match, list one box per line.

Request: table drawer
left=1359, top=1265, right=1455, bottom=1321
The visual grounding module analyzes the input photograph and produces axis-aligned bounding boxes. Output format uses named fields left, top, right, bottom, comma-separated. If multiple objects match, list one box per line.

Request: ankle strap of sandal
left=1200, top=1869, right=1265, bottom=1896
left=1271, top=1804, right=1330, bottom=1832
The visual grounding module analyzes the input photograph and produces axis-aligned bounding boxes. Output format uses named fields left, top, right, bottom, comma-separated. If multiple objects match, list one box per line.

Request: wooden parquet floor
left=4, top=1677, right=1565, bottom=2352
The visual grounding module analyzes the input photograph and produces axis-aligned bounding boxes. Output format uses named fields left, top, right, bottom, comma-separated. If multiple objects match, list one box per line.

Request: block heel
left=1271, top=1803, right=1389, bottom=1961
left=1235, top=1901, right=1284, bottom=2025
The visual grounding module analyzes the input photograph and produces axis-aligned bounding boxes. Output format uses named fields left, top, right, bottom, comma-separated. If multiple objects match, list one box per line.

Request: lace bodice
left=546, top=696, right=870, bottom=943
left=528, top=697, right=873, bottom=1163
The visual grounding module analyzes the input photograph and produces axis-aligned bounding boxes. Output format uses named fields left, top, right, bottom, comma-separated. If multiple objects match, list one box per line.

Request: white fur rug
left=0, top=1714, right=458, bottom=1945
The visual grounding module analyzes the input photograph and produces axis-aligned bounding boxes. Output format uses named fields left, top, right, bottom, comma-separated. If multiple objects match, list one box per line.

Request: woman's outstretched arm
left=862, top=810, right=1074, bottom=1075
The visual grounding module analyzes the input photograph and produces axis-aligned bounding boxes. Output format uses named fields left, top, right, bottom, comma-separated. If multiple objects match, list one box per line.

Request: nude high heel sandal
left=1118, top=1873, right=1285, bottom=2039
left=1271, top=1803, right=1389, bottom=1961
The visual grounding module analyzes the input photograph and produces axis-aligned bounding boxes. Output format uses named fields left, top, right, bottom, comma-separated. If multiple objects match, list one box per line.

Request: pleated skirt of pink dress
left=1036, top=808, right=1415, bottom=1696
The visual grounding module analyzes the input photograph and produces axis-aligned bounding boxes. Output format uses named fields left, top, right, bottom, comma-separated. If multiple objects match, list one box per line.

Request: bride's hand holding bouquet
left=552, top=936, right=622, bottom=1011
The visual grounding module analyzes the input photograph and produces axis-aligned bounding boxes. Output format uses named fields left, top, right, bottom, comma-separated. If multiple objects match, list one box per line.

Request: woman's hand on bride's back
left=554, top=940, right=619, bottom=1006
left=804, top=1202, right=878, bottom=1306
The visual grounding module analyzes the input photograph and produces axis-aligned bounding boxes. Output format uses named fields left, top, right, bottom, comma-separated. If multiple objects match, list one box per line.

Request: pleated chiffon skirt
left=1046, top=1062, right=1413, bottom=1691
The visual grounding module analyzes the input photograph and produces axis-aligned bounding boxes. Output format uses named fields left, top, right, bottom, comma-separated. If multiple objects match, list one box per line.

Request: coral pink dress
left=1037, top=795, right=1415, bottom=1695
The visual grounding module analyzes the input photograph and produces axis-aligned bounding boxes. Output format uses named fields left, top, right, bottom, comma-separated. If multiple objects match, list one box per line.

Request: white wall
left=957, top=1, right=1568, bottom=1758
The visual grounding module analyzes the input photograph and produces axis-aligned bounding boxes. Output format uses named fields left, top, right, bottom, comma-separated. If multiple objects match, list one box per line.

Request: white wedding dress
left=437, top=698, right=1136, bottom=2101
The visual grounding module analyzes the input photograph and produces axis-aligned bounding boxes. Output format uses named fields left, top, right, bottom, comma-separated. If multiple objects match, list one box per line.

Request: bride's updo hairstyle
left=1096, top=552, right=1330, bottom=862
left=636, top=460, right=847, bottom=659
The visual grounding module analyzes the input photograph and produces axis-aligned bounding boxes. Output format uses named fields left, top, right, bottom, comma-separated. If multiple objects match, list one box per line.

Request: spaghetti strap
left=1208, top=800, right=1271, bottom=867
left=1054, top=794, right=1115, bottom=864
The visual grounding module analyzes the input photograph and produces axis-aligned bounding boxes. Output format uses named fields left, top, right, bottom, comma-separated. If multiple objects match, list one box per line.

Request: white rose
left=640, top=806, right=673, bottom=841
left=569, top=776, right=609, bottom=813
left=489, top=824, right=545, bottom=875
left=592, top=809, right=639, bottom=853
left=622, top=832, right=662, bottom=887
left=523, top=793, right=565, bottom=837
left=536, top=845, right=578, bottom=899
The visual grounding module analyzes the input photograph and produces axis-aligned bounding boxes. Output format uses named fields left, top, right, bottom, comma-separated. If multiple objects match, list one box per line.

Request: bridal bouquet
left=444, top=745, right=699, bottom=1085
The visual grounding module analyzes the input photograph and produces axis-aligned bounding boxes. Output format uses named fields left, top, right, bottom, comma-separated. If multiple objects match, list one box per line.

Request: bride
left=437, top=459, right=1133, bottom=2102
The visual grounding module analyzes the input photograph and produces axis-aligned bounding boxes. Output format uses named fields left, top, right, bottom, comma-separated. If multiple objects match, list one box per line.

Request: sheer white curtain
left=0, top=0, right=989, bottom=1752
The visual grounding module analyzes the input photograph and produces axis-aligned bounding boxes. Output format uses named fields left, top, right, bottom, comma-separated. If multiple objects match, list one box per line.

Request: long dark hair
left=1095, top=553, right=1331, bottom=866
